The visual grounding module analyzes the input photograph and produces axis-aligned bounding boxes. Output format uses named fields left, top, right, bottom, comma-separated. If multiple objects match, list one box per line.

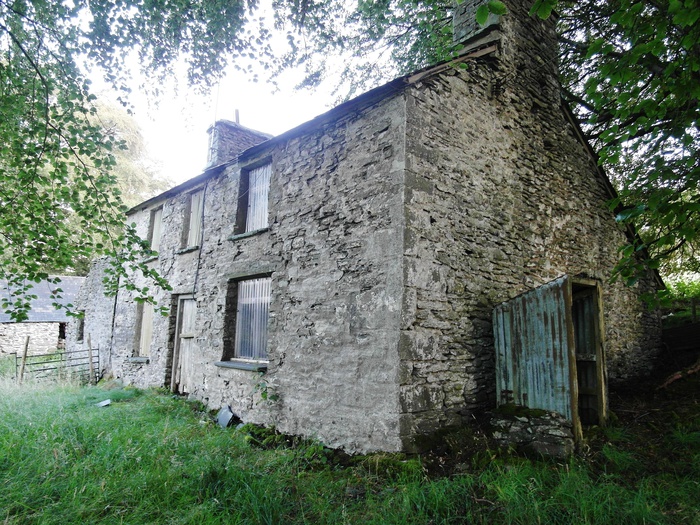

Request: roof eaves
left=127, top=46, right=499, bottom=213
left=561, top=103, right=664, bottom=289
left=126, top=163, right=229, bottom=215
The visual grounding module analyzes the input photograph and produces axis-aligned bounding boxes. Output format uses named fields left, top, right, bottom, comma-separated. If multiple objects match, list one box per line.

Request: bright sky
left=125, top=65, right=339, bottom=187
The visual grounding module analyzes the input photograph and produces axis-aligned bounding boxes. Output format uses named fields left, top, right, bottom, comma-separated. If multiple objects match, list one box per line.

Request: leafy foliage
left=660, top=276, right=700, bottom=326
left=0, top=0, right=260, bottom=320
left=558, top=0, right=700, bottom=281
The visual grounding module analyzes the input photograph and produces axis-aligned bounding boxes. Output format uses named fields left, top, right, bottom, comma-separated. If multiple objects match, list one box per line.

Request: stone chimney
left=452, top=0, right=560, bottom=108
left=453, top=0, right=503, bottom=47
left=205, top=120, right=273, bottom=168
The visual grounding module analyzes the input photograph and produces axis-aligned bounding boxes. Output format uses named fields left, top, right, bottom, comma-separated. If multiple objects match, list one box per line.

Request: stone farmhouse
left=69, top=0, right=662, bottom=453
left=1, top=276, right=84, bottom=355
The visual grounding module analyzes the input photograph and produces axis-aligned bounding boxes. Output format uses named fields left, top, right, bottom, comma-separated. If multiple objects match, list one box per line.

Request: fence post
left=18, top=336, right=29, bottom=384
left=87, top=334, right=95, bottom=385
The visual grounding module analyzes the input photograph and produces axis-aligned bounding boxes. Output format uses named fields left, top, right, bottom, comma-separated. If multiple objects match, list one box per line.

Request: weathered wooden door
left=493, top=276, right=606, bottom=441
left=171, top=296, right=197, bottom=394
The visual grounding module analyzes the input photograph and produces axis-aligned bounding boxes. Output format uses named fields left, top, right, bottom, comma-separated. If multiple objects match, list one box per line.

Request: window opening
left=149, top=207, right=163, bottom=253
left=182, top=190, right=203, bottom=248
left=235, top=163, right=271, bottom=234
left=223, top=277, right=271, bottom=361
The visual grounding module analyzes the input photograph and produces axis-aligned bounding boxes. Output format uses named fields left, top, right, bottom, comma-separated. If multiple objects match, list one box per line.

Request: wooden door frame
left=570, top=278, right=607, bottom=429
left=170, top=294, right=194, bottom=393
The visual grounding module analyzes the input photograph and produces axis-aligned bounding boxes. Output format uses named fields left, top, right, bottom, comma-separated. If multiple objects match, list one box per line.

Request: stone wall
left=397, top=0, right=660, bottom=450
left=106, top=94, right=408, bottom=453
left=0, top=322, right=60, bottom=355
left=490, top=409, right=575, bottom=458
left=66, top=258, right=116, bottom=377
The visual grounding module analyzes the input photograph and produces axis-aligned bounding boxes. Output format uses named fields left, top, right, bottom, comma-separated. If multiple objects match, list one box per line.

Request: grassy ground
left=0, top=364, right=698, bottom=524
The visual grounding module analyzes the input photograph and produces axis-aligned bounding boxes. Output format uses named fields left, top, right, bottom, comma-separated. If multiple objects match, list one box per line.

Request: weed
left=0, top=354, right=15, bottom=379
left=253, top=371, right=279, bottom=404
left=0, top=379, right=699, bottom=524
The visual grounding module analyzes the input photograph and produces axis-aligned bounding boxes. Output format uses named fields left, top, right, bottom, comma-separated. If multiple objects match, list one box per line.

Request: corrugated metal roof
left=0, top=276, right=85, bottom=323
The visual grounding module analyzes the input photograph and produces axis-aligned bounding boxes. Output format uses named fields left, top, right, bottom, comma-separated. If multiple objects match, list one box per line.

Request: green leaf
left=475, top=5, right=490, bottom=26
left=488, top=1, right=507, bottom=16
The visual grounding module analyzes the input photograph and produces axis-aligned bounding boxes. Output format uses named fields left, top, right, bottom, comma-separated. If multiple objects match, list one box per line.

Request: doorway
left=170, top=295, right=197, bottom=394
left=493, top=275, right=607, bottom=442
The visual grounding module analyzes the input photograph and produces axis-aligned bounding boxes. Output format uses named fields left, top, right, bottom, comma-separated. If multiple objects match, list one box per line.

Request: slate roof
left=0, top=276, right=85, bottom=323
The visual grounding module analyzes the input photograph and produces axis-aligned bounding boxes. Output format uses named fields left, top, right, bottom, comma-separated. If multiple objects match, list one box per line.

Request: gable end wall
left=399, top=62, right=661, bottom=449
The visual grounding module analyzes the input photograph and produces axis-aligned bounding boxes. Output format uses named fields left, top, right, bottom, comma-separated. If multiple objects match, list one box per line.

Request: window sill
left=127, top=357, right=150, bottom=364
left=142, top=255, right=159, bottom=263
left=176, top=245, right=200, bottom=255
left=227, top=228, right=269, bottom=242
left=214, top=360, right=268, bottom=372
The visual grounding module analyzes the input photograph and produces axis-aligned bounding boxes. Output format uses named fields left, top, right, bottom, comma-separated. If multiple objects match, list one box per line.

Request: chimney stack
left=452, top=0, right=560, bottom=108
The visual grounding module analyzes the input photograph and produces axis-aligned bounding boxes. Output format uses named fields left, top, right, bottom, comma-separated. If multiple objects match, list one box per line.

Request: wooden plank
left=493, top=276, right=574, bottom=420
left=87, top=334, right=95, bottom=385
left=18, top=336, right=29, bottom=384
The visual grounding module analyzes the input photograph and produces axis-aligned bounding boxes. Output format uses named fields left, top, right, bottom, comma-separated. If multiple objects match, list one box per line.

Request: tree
left=0, top=0, right=265, bottom=319
left=1, top=0, right=698, bottom=321
left=92, top=100, right=172, bottom=210
left=556, top=0, right=700, bottom=282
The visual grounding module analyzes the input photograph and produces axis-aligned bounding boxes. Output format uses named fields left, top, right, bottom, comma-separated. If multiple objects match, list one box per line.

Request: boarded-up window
left=223, top=277, right=271, bottom=361
left=493, top=275, right=606, bottom=441
left=235, top=163, right=271, bottom=234
left=149, top=207, right=163, bottom=253
left=183, top=190, right=203, bottom=248
left=136, top=302, right=154, bottom=357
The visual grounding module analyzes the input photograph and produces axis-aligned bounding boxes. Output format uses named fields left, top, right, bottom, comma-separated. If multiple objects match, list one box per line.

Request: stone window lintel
left=127, top=356, right=150, bottom=364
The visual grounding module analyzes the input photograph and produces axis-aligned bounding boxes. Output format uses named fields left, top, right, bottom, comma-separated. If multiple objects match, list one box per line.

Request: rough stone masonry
left=69, top=0, right=661, bottom=454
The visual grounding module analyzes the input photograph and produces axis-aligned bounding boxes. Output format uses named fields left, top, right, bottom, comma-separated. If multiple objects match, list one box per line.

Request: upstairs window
left=235, top=163, right=271, bottom=234
left=182, top=190, right=203, bottom=248
left=148, top=207, right=163, bottom=253
left=222, top=276, right=271, bottom=361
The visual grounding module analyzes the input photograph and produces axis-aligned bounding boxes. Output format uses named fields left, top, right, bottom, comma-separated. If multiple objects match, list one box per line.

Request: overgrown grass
left=1, top=376, right=699, bottom=524
left=0, top=354, right=16, bottom=379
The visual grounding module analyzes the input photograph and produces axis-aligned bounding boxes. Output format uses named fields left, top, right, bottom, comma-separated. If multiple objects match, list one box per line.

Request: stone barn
left=1, top=276, right=84, bottom=355
left=70, top=0, right=661, bottom=453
